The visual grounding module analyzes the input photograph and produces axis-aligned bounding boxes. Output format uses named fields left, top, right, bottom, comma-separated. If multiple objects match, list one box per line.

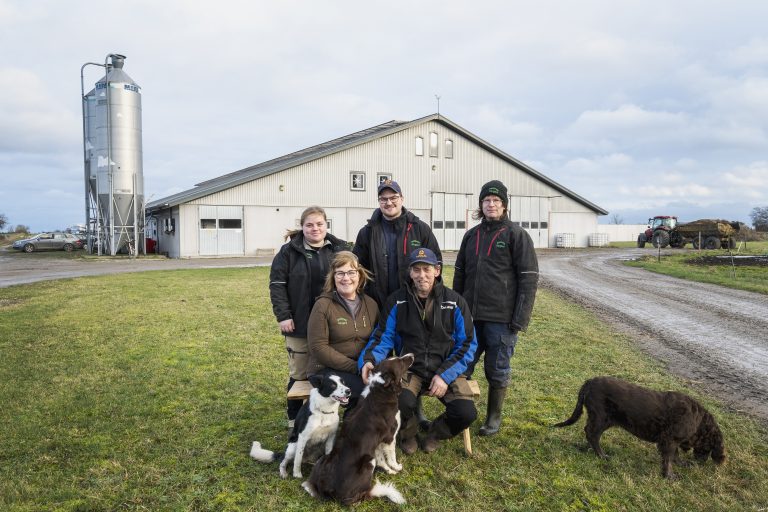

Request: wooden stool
left=462, top=379, right=481, bottom=456
left=287, top=380, right=312, bottom=402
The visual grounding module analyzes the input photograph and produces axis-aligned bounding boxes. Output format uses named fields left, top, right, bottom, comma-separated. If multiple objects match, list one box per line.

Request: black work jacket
left=359, top=280, right=476, bottom=385
left=269, top=232, right=349, bottom=337
left=453, top=217, right=539, bottom=331
left=353, top=207, right=442, bottom=309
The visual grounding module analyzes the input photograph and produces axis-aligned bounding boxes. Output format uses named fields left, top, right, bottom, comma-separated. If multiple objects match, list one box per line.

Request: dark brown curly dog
left=554, top=376, right=725, bottom=479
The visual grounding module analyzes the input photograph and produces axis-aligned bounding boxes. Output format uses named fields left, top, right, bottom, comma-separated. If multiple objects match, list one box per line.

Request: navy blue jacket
left=358, top=280, right=476, bottom=385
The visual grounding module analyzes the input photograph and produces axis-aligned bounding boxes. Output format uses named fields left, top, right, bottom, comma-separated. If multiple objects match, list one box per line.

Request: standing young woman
left=269, top=206, right=349, bottom=428
left=306, top=251, right=378, bottom=410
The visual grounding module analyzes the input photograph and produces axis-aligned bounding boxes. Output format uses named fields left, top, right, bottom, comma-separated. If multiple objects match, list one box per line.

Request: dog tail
left=369, top=479, right=405, bottom=504
left=553, top=380, right=588, bottom=427
left=249, top=441, right=282, bottom=463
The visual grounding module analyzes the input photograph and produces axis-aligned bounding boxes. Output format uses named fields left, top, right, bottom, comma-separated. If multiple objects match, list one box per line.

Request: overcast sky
left=1, top=0, right=767, bottom=232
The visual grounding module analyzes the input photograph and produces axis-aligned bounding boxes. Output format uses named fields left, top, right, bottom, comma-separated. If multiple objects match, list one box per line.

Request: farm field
left=1, top=267, right=767, bottom=511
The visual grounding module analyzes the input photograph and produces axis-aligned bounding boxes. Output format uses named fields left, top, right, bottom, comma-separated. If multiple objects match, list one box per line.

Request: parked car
left=12, top=233, right=84, bottom=253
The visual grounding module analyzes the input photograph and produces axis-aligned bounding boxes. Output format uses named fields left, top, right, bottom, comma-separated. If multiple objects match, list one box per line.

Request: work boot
left=422, top=415, right=453, bottom=453
left=416, top=395, right=432, bottom=431
left=398, top=415, right=420, bottom=455
left=478, top=387, right=507, bottom=436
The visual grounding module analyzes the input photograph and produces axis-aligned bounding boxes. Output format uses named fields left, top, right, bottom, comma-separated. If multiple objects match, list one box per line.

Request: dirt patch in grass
left=0, top=297, right=24, bottom=308
left=687, top=255, right=768, bottom=267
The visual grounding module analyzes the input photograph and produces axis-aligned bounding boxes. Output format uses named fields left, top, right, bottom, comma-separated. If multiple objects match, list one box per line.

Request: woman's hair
left=322, top=251, right=372, bottom=294
left=284, top=206, right=328, bottom=241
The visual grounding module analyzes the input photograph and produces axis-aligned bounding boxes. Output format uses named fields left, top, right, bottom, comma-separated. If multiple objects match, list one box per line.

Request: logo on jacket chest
left=495, top=241, right=506, bottom=249
left=410, top=240, right=422, bottom=247
left=336, top=318, right=348, bottom=325
left=440, top=301, right=457, bottom=310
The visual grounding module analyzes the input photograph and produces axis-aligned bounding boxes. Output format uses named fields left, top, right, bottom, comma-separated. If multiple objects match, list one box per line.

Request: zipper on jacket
left=402, top=222, right=413, bottom=255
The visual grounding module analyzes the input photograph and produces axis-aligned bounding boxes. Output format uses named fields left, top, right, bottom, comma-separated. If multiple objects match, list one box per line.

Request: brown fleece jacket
left=307, top=291, right=379, bottom=375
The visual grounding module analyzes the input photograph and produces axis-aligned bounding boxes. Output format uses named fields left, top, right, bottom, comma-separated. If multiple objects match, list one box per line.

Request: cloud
left=0, top=67, right=80, bottom=153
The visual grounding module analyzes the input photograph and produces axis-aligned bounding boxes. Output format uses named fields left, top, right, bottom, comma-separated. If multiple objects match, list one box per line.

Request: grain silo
left=81, top=53, right=144, bottom=255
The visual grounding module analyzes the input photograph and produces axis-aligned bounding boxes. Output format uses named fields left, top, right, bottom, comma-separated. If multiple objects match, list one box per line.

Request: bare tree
left=0, top=213, right=7, bottom=232
left=750, top=206, right=768, bottom=231
left=609, top=213, right=624, bottom=225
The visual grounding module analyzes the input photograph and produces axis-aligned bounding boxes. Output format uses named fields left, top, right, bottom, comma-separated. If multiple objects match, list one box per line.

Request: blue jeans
left=465, top=321, right=517, bottom=388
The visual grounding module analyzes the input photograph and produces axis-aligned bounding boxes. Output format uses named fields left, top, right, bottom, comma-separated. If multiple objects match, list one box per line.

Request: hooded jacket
left=307, top=291, right=379, bottom=375
left=358, top=279, right=476, bottom=385
left=269, top=232, right=349, bottom=337
left=453, top=217, right=539, bottom=331
left=353, top=207, right=442, bottom=308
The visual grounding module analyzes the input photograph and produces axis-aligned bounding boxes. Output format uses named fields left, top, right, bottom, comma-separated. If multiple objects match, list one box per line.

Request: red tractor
left=637, top=216, right=685, bottom=248
left=638, top=216, right=740, bottom=249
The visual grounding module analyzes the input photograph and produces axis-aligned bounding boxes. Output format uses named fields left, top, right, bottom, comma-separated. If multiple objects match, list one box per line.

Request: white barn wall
left=597, top=224, right=648, bottom=242
left=154, top=206, right=181, bottom=258
left=186, top=121, right=600, bottom=252
left=550, top=212, right=598, bottom=248
left=149, top=116, right=607, bottom=256
left=179, top=204, right=199, bottom=257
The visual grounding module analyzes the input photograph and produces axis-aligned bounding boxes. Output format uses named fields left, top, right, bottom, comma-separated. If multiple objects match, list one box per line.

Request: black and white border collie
left=302, top=353, right=414, bottom=505
left=250, top=373, right=350, bottom=479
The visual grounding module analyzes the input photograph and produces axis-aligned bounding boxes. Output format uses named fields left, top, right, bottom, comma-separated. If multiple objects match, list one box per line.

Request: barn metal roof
left=147, top=113, right=607, bottom=215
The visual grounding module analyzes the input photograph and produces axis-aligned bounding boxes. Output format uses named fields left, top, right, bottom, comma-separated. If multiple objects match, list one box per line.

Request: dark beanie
left=479, top=180, right=508, bottom=207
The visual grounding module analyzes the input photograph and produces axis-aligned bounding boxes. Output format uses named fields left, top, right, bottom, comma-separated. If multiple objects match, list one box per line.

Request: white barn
left=146, top=114, right=607, bottom=258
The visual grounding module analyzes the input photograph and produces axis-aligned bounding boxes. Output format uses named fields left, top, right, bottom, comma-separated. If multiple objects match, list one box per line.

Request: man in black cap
left=353, top=180, right=442, bottom=308
left=353, top=179, right=442, bottom=428
left=453, top=180, right=539, bottom=436
left=359, top=248, right=477, bottom=454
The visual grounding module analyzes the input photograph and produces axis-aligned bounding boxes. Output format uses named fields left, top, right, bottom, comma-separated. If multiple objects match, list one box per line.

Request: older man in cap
left=454, top=180, right=539, bottom=436
left=359, top=248, right=477, bottom=454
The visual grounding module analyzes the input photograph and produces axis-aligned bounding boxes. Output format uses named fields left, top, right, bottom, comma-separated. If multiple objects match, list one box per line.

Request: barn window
left=377, top=173, right=392, bottom=187
left=415, top=136, right=424, bottom=156
left=200, top=218, right=216, bottom=229
left=429, top=132, right=438, bottom=157
left=350, top=172, right=365, bottom=191
left=219, top=219, right=242, bottom=229
left=445, top=139, right=454, bottom=158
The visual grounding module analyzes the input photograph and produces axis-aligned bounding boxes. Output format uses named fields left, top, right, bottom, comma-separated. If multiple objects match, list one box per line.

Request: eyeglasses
left=482, top=198, right=503, bottom=205
left=378, top=195, right=401, bottom=204
left=334, top=270, right=358, bottom=279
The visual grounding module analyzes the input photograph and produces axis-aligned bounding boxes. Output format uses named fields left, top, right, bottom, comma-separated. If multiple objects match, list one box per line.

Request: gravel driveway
left=3, top=248, right=766, bottom=422
left=538, top=248, right=768, bottom=423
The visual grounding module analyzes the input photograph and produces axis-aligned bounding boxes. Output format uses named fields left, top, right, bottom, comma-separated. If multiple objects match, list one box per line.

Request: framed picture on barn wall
left=350, top=172, right=365, bottom=191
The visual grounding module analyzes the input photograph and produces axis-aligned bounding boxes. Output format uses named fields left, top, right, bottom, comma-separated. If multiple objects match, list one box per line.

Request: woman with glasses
left=270, top=206, right=350, bottom=429
left=307, top=251, right=378, bottom=409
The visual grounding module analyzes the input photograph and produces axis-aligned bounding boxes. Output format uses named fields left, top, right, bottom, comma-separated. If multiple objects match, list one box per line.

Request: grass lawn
left=1, top=267, right=767, bottom=511
left=626, top=241, right=768, bottom=295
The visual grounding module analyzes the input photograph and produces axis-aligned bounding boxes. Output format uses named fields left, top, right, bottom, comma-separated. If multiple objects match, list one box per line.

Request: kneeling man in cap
left=359, top=248, right=477, bottom=454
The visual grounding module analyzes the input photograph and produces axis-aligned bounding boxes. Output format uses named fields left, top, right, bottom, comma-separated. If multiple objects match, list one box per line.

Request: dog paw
left=293, top=471, right=303, bottom=479
left=390, top=462, right=403, bottom=472
left=279, top=468, right=288, bottom=479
